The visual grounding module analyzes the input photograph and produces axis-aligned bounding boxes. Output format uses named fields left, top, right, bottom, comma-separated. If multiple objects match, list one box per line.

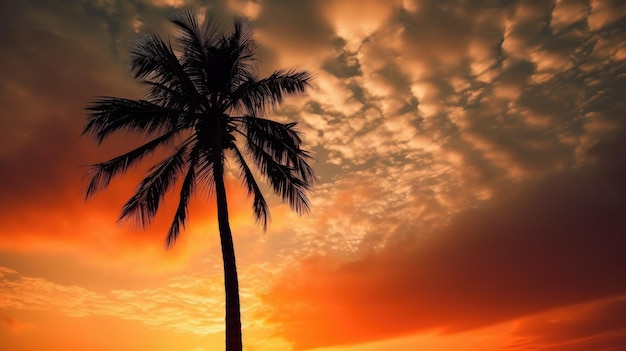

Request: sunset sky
left=1, top=0, right=626, bottom=350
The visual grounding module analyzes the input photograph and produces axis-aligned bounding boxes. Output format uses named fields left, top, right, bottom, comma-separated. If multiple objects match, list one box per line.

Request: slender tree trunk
left=214, top=159, right=243, bottom=351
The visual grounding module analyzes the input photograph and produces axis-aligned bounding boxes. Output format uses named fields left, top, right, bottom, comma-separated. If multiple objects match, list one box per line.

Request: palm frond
left=226, top=60, right=256, bottom=97
left=129, top=32, right=205, bottom=109
left=232, top=145, right=270, bottom=231
left=172, top=8, right=224, bottom=55
left=142, top=80, right=187, bottom=109
left=118, top=141, right=190, bottom=228
left=171, top=8, right=210, bottom=95
left=236, top=117, right=315, bottom=184
left=171, top=8, right=202, bottom=56
left=192, top=17, right=258, bottom=104
left=245, top=137, right=311, bottom=215
left=84, top=97, right=186, bottom=143
left=83, top=130, right=181, bottom=198
left=194, top=144, right=218, bottom=198
left=231, top=69, right=312, bottom=116
left=166, top=154, right=198, bottom=248
left=227, top=16, right=256, bottom=64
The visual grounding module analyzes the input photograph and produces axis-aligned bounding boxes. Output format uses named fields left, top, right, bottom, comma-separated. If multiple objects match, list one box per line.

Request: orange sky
left=1, top=1, right=626, bottom=350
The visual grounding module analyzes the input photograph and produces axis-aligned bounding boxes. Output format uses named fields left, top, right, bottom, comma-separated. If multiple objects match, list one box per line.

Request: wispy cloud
left=0, top=266, right=225, bottom=334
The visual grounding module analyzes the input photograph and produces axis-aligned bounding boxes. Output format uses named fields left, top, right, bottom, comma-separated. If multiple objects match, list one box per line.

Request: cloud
left=0, top=262, right=293, bottom=344
left=0, top=265, right=225, bottom=334
left=273, top=0, right=625, bottom=256
left=263, top=125, right=626, bottom=349
left=0, top=311, right=32, bottom=333
left=588, top=0, right=626, bottom=31
left=253, top=0, right=335, bottom=64
left=507, top=296, right=626, bottom=351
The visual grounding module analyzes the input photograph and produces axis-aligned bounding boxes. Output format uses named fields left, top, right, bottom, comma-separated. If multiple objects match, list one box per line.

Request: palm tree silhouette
left=82, top=10, right=314, bottom=351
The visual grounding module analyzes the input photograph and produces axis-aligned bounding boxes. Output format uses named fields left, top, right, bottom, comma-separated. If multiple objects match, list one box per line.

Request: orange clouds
left=508, top=296, right=626, bottom=351
left=253, top=0, right=335, bottom=67
left=0, top=309, right=227, bottom=351
left=323, top=0, right=400, bottom=41
left=0, top=265, right=226, bottom=335
left=0, top=311, right=31, bottom=333
left=264, top=131, right=626, bottom=350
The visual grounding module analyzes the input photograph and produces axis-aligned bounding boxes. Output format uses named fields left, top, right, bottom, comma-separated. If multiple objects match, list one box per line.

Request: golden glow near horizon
left=1, top=0, right=626, bottom=350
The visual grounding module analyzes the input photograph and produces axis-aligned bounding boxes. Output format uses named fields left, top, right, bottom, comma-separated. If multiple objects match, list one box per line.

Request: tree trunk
left=214, top=159, right=243, bottom=351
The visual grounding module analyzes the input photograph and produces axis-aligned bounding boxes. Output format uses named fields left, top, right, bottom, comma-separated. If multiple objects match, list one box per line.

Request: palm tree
left=82, top=10, right=314, bottom=351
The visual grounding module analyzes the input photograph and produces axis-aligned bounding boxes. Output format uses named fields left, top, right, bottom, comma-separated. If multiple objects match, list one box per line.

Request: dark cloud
left=0, top=121, right=85, bottom=208
left=0, top=311, right=25, bottom=333
left=321, top=39, right=362, bottom=79
left=264, top=126, right=626, bottom=349
left=0, top=0, right=139, bottom=246
left=0, top=0, right=148, bottom=154
left=252, top=0, right=335, bottom=59
left=507, top=296, right=626, bottom=351
left=0, top=117, right=155, bottom=250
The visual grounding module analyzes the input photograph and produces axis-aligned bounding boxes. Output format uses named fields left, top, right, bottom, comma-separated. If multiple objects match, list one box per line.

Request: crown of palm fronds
left=83, top=9, right=314, bottom=248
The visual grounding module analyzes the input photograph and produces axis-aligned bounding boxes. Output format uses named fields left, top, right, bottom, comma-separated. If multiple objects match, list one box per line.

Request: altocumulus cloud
left=258, top=0, right=626, bottom=350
